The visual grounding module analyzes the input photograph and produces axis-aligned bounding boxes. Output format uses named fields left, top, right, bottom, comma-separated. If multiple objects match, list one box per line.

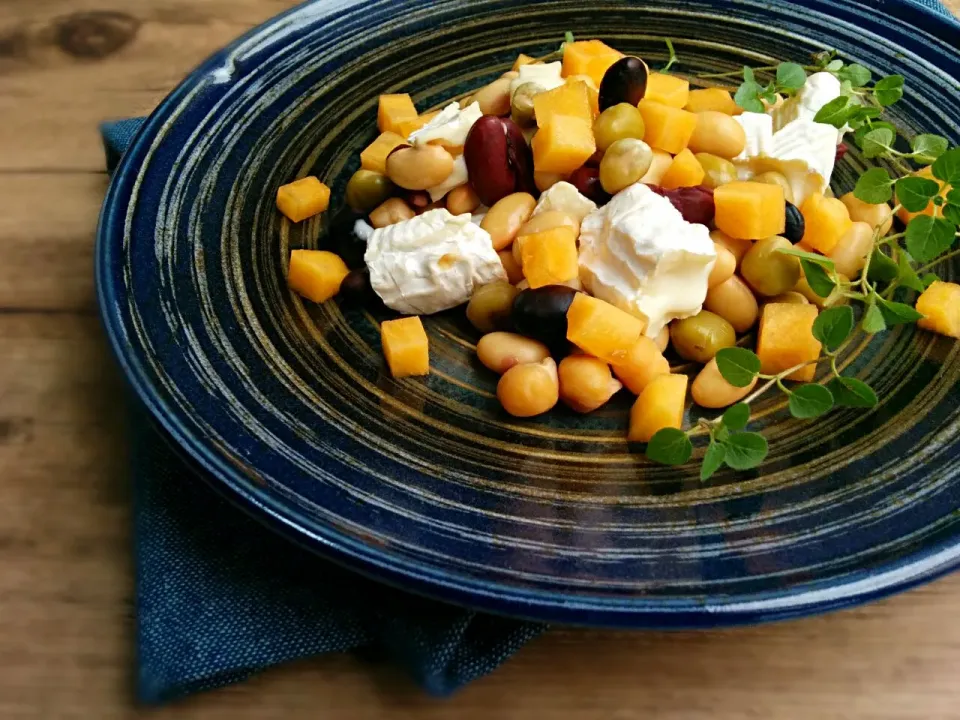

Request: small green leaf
left=862, top=298, right=887, bottom=334
left=943, top=204, right=960, bottom=226
left=645, top=428, right=693, bottom=466
left=874, top=74, right=905, bottom=106
left=801, top=259, right=836, bottom=298
left=862, top=128, right=895, bottom=159
left=868, top=248, right=900, bottom=283
left=564, top=31, right=575, bottom=44
left=826, top=58, right=845, bottom=72
left=905, top=215, right=956, bottom=263
left=722, top=403, right=751, bottom=431
left=700, top=442, right=726, bottom=481
left=932, top=148, right=960, bottom=186
left=734, top=81, right=764, bottom=113
left=776, top=62, right=807, bottom=90
left=911, top=134, right=950, bottom=165
left=846, top=105, right=883, bottom=125
left=814, top=96, right=851, bottom=128
left=776, top=247, right=836, bottom=267
left=722, top=432, right=769, bottom=470
left=827, top=377, right=879, bottom=408
left=761, top=88, right=778, bottom=104
left=788, top=384, right=835, bottom=419
left=854, top=168, right=894, bottom=204
left=877, top=297, right=924, bottom=326
left=895, top=176, right=942, bottom=213
left=743, top=66, right=755, bottom=84
left=896, top=252, right=925, bottom=292
left=854, top=121, right=897, bottom=150
left=838, top=63, right=871, bottom=87
left=813, top=306, right=855, bottom=350
left=715, top=347, right=762, bottom=388
left=922, top=272, right=940, bottom=288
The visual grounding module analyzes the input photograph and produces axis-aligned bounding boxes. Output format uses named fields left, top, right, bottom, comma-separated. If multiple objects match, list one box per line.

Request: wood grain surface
left=1, top=2, right=959, bottom=718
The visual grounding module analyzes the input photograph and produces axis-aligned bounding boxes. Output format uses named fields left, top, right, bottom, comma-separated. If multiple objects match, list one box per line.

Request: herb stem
left=917, top=247, right=960, bottom=275
left=697, top=64, right=780, bottom=79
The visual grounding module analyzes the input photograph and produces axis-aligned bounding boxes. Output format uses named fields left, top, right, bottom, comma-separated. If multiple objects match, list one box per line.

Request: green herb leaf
left=943, top=203, right=960, bottom=226
left=743, top=66, right=755, bottom=84
left=896, top=251, right=925, bottom=292
left=868, top=248, right=900, bottom=283
left=862, top=128, right=895, bottom=159
left=789, top=384, right=835, bottom=419
left=813, top=306, right=855, bottom=350
left=776, top=247, right=836, bottom=267
left=905, top=215, right=956, bottom=263
left=826, top=58, right=845, bottom=72
left=801, top=258, right=836, bottom=297
left=734, top=81, right=764, bottom=113
left=874, top=74, right=905, bottom=106
left=862, top=297, right=887, bottom=334
left=814, top=96, right=851, bottom=128
left=854, top=121, right=897, bottom=150
left=895, top=176, right=941, bottom=212
left=564, top=31, right=575, bottom=44
left=910, top=134, right=950, bottom=165
left=932, top=148, right=960, bottom=185
left=877, top=296, right=925, bottom=326
left=645, top=427, right=693, bottom=465
left=715, top=347, right=762, bottom=388
left=827, top=377, right=879, bottom=408
left=854, top=167, right=894, bottom=204
left=700, top=442, right=726, bottom=481
left=776, top=62, right=807, bottom=90
left=722, top=432, right=769, bottom=470
left=838, top=63, right=871, bottom=87
left=922, top=272, right=940, bottom=288
left=722, top=403, right=751, bottom=431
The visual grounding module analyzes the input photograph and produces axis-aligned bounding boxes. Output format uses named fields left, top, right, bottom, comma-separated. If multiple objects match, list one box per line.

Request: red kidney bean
left=402, top=190, right=431, bottom=209
left=464, top=116, right=536, bottom=206
left=568, top=166, right=612, bottom=206
left=649, top=185, right=715, bottom=226
left=835, top=143, right=848, bottom=162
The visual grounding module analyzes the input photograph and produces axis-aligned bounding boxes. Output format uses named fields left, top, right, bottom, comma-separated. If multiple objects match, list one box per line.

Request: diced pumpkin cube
left=896, top=165, right=949, bottom=224
left=644, top=73, right=690, bottom=108
left=520, top=226, right=579, bottom=288
left=531, top=115, right=597, bottom=175
left=287, top=250, right=349, bottom=303
left=714, top=181, right=785, bottom=240
left=800, top=192, right=853, bottom=254
left=276, top=177, right=331, bottom=222
left=612, top=336, right=671, bottom=395
left=628, top=373, right=688, bottom=443
left=917, top=281, right=960, bottom=338
left=513, top=53, right=537, bottom=70
left=756, top=303, right=821, bottom=382
left=381, top=316, right=430, bottom=378
left=534, top=81, right=593, bottom=127
left=640, top=149, right=674, bottom=185
left=684, top=88, right=740, bottom=115
left=360, top=131, right=408, bottom=174
left=394, top=110, right=441, bottom=140
left=566, top=75, right=600, bottom=117
left=562, top=39, right=624, bottom=86
left=377, top=94, right=418, bottom=135
left=660, top=148, right=705, bottom=190
left=637, top=100, right=698, bottom=154
left=566, top=293, right=646, bottom=363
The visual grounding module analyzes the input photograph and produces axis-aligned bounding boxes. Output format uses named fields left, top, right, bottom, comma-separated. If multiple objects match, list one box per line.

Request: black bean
left=512, top=286, right=578, bottom=351
left=783, top=201, right=805, bottom=244
left=598, top=56, right=649, bottom=112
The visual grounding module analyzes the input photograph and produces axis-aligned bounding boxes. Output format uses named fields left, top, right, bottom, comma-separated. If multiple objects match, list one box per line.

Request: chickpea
left=754, top=171, right=795, bottom=204
left=670, top=311, right=737, bottom=364
left=498, top=249, right=524, bottom=285
left=599, top=138, right=654, bottom=194
left=710, top=229, right=753, bottom=267
left=655, top=326, right=670, bottom=353
left=497, top=357, right=560, bottom=417
left=446, top=184, right=481, bottom=216
left=741, top=235, right=801, bottom=297
left=473, top=76, right=513, bottom=116
left=345, top=169, right=394, bottom=213
left=477, top=332, right=550, bottom=374
left=369, top=197, right=415, bottom=228
left=708, top=243, right=737, bottom=289
left=827, top=221, right=874, bottom=278
left=704, top=275, right=759, bottom=333
left=558, top=355, right=623, bottom=413
left=466, top=281, right=520, bottom=333
left=593, top=103, right=646, bottom=153
left=767, top=291, right=809, bottom=305
left=639, top=150, right=673, bottom=185
left=481, top=193, right=537, bottom=251
left=692, top=357, right=758, bottom=409
left=840, top=192, right=893, bottom=236
left=696, top=153, right=739, bottom=189
left=386, top=145, right=455, bottom=190
left=511, top=82, right=544, bottom=127
left=688, top=111, right=747, bottom=159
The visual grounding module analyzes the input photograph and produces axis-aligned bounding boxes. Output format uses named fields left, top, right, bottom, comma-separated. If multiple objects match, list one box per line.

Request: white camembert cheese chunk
left=509, top=62, right=565, bottom=101
left=408, top=101, right=482, bottom=148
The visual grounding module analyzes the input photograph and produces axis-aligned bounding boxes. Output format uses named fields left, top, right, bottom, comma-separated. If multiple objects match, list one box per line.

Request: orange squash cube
left=381, top=316, right=430, bottom=378
left=287, top=250, right=349, bottom=303
left=660, top=148, right=705, bottom=190
left=644, top=73, right=690, bottom=108
left=714, top=182, right=786, bottom=240
left=276, top=177, right=331, bottom=222
left=531, top=115, right=597, bottom=175
left=520, top=226, right=579, bottom=288
left=684, top=88, right=740, bottom=115
left=757, top=303, right=821, bottom=382
left=640, top=149, right=674, bottom=185
left=896, top=165, right=948, bottom=224
left=637, top=100, right=698, bottom=154
left=360, top=131, right=407, bottom=174
left=566, top=294, right=646, bottom=363
left=394, top=110, right=441, bottom=141
left=612, top=336, right=671, bottom=395
left=917, top=281, right=960, bottom=338
left=377, top=94, right=418, bottom=135
left=562, top=40, right=624, bottom=86
left=534, top=80, right=594, bottom=127
left=513, top=53, right=538, bottom=70
left=628, top=373, right=688, bottom=443
left=566, top=75, right=601, bottom=117
left=800, top=192, right=853, bottom=254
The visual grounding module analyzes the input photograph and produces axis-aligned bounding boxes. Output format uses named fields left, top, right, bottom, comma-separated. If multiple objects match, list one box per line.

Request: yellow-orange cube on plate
left=534, top=80, right=593, bottom=127
left=917, top=281, right=960, bottom=338
left=566, top=293, right=646, bottom=363
left=513, top=53, right=537, bottom=70
left=287, top=250, right=349, bottom=303
left=612, top=336, right=671, bottom=395
left=531, top=115, right=596, bottom=175
left=714, top=181, right=786, bottom=240
left=562, top=40, right=623, bottom=86
left=377, top=94, right=418, bottom=135
left=566, top=75, right=601, bottom=117
left=381, top=316, right=430, bottom=378
left=757, top=303, right=821, bottom=382
left=800, top=193, right=853, bottom=254
left=519, top=226, right=579, bottom=288
left=628, top=373, right=688, bottom=443
left=644, top=73, right=690, bottom=108
left=637, top=100, right=698, bottom=154
left=685, top=88, right=740, bottom=115
left=660, top=148, right=705, bottom=190
left=896, top=165, right=949, bottom=224
left=360, top=131, right=407, bottom=174
left=276, top=177, right=331, bottom=222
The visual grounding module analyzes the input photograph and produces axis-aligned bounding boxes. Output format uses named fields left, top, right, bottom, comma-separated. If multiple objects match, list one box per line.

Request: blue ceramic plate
left=97, top=0, right=960, bottom=627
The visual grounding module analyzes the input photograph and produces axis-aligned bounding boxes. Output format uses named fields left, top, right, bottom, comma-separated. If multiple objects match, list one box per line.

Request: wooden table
left=2, top=1, right=960, bottom=718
